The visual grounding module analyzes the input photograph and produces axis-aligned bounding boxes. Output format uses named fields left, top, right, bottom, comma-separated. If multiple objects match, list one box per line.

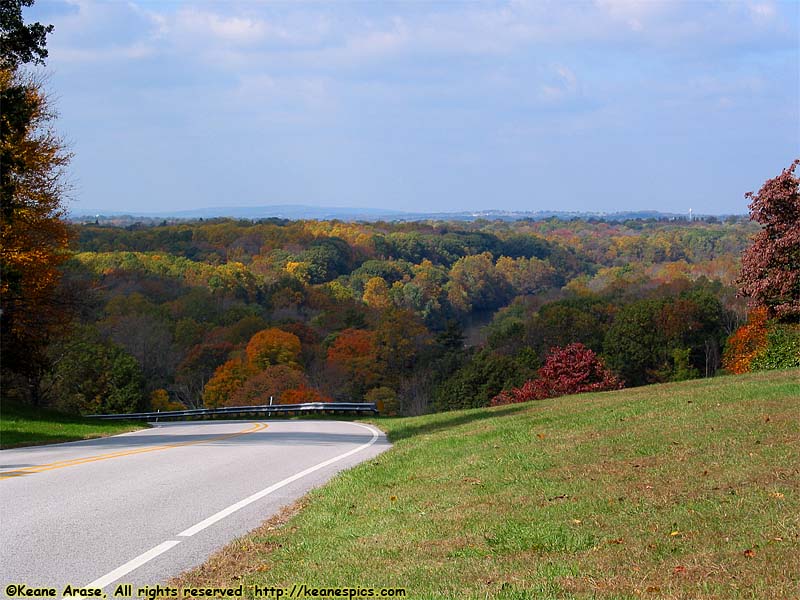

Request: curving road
left=0, top=420, right=389, bottom=596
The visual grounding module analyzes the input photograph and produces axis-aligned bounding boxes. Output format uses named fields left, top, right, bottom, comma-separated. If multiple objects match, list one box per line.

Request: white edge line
left=178, top=422, right=381, bottom=537
left=80, top=540, right=181, bottom=592
left=78, top=422, right=383, bottom=594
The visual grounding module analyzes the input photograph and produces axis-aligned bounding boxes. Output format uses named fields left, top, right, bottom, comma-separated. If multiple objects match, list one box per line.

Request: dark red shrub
left=491, top=343, right=623, bottom=406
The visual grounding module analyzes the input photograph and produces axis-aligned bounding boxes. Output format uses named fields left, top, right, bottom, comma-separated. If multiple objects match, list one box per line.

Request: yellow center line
left=0, top=422, right=268, bottom=480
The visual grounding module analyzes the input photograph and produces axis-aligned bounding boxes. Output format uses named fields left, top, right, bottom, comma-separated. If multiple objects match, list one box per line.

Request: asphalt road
left=0, top=420, right=389, bottom=597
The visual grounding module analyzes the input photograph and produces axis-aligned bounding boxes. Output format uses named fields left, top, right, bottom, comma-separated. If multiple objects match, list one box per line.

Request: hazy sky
left=27, top=0, right=800, bottom=215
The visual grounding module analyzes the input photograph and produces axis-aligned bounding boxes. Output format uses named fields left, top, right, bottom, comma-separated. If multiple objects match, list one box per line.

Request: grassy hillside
left=0, top=403, right=144, bottom=449
left=173, top=370, right=799, bottom=599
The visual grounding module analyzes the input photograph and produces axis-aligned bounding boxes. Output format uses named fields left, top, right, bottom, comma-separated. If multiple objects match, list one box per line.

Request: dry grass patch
left=171, top=501, right=308, bottom=590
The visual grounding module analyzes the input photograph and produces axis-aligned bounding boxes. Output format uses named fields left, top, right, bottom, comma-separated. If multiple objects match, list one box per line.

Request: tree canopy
left=0, top=0, right=53, bottom=70
left=738, top=159, right=800, bottom=321
left=1, top=1, right=71, bottom=404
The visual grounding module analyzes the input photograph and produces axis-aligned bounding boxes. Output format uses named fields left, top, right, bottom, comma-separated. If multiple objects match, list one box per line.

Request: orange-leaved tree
left=245, top=327, right=302, bottom=370
left=281, top=385, right=332, bottom=404
left=229, top=365, right=308, bottom=406
left=202, top=358, right=255, bottom=408
left=326, top=328, right=379, bottom=399
left=1, top=3, right=71, bottom=405
left=721, top=307, right=769, bottom=374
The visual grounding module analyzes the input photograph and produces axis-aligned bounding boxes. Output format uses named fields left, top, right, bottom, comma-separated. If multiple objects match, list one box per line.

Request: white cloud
left=172, top=9, right=268, bottom=45
left=44, top=0, right=161, bottom=63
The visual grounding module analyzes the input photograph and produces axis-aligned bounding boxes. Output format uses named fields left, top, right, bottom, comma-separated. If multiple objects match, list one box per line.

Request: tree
left=1, top=2, right=69, bottom=405
left=738, top=160, right=800, bottom=321
left=150, top=388, right=184, bottom=411
left=722, top=307, right=769, bottom=374
left=373, top=308, right=430, bottom=386
left=298, top=237, right=352, bottom=283
left=446, top=252, right=511, bottom=313
left=496, top=255, right=557, bottom=295
left=525, top=299, right=609, bottom=360
left=434, top=348, right=532, bottom=411
left=326, top=328, right=379, bottom=399
left=603, top=300, right=665, bottom=387
left=43, top=326, right=144, bottom=415
left=1, top=1, right=53, bottom=70
left=202, top=358, right=254, bottom=408
left=245, top=327, right=302, bottom=370
left=362, top=276, right=391, bottom=309
left=100, top=313, right=177, bottom=392
left=229, top=364, right=308, bottom=406
left=173, top=342, right=234, bottom=408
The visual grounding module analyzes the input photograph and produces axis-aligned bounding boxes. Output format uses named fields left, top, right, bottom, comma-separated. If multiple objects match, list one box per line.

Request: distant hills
left=69, top=204, right=742, bottom=223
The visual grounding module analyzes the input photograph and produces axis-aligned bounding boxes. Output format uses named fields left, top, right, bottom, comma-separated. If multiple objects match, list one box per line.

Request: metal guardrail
left=86, top=402, right=378, bottom=421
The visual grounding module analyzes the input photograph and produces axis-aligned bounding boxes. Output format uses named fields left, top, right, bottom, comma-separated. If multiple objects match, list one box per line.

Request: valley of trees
left=2, top=2, right=798, bottom=417
left=4, top=210, right=798, bottom=416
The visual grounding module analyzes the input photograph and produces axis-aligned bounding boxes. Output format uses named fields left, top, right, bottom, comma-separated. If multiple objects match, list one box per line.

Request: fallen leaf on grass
left=547, top=494, right=569, bottom=501
left=673, top=566, right=687, bottom=575
left=670, top=531, right=681, bottom=537
left=608, top=538, right=624, bottom=545
left=743, top=548, right=756, bottom=558
left=770, top=492, right=785, bottom=499
left=536, top=433, right=546, bottom=440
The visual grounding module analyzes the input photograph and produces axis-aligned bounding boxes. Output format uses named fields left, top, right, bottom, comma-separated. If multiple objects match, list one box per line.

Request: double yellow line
left=0, top=422, right=268, bottom=480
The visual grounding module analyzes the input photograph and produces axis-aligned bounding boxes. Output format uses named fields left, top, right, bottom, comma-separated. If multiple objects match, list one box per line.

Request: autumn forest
left=4, top=204, right=798, bottom=417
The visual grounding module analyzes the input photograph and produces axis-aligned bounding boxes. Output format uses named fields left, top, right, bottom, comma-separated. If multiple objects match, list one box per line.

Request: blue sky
left=28, top=0, right=800, bottom=215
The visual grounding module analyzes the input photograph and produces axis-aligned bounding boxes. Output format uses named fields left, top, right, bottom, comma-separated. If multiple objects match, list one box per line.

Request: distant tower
left=688, top=208, right=693, bottom=221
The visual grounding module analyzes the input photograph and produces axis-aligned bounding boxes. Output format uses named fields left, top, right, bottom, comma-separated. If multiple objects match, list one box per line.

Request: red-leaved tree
left=738, top=160, right=800, bottom=321
left=491, top=343, right=622, bottom=406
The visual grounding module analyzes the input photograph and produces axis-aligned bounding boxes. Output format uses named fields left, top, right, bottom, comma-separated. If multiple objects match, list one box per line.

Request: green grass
left=0, top=403, right=145, bottom=448
left=174, top=370, right=800, bottom=599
